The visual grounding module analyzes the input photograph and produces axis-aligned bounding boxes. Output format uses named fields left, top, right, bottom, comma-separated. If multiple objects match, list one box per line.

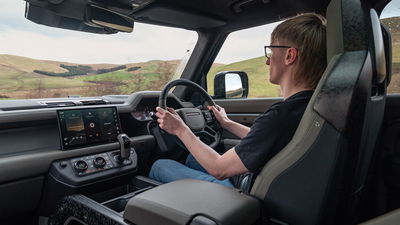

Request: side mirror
left=214, top=71, right=249, bottom=99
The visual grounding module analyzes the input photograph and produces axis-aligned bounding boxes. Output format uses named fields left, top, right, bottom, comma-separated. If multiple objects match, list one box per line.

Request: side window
left=207, top=22, right=281, bottom=98
left=381, top=0, right=400, bottom=93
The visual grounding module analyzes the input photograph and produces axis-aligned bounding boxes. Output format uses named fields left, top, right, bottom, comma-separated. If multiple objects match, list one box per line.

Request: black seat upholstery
left=250, top=0, right=389, bottom=224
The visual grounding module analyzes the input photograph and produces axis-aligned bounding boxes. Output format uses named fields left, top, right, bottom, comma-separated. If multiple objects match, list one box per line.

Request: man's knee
left=149, top=159, right=174, bottom=178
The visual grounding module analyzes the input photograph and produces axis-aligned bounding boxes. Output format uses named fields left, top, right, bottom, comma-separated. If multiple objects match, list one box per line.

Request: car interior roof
left=26, top=0, right=330, bottom=32
left=112, top=0, right=391, bottom=30
left=26, top=0, right=391, bottom=34
left=133, top=0, right=331, bottom=31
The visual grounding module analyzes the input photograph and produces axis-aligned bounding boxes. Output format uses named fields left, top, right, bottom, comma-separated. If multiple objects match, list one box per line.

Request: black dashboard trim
left=0, top=135, right=154, bottom=184
left=0, top=91, right=184, bottom=123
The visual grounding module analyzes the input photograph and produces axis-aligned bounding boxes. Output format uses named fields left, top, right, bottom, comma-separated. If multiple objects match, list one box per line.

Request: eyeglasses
left=264, top=45, right=293, bottom=60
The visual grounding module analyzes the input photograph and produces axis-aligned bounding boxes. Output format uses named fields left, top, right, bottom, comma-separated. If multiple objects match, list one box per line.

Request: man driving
left=149, top=13, right=327, bottom=188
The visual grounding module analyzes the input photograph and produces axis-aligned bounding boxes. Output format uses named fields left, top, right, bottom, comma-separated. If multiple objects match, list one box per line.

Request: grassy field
left=381, top=17, right=400, bottom=93
left=0, top=54, right=180, bottom=98
left=75, top=60, right=180, bottom=95
left=0, top=70, right=89, bottom=98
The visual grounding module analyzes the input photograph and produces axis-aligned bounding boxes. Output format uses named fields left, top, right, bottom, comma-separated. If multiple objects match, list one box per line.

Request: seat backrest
left=343, top=8, right=390, bottom=224
left=250, top=0, right=389, bottom=224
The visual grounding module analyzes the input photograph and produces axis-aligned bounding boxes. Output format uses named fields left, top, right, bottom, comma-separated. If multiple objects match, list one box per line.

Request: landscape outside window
left=0, top=0, right=197, bottom=100
left=1, top=1, right=399, bottom=101
left=381, top=0, right=400, bottom=93
left=208, top=2, right=400, bottom=98
left=207, top=22, right=282, bottom=98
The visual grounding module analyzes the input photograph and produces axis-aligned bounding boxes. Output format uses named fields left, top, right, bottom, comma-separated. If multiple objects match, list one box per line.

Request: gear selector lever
left=117, top=133, right=131, bottom=162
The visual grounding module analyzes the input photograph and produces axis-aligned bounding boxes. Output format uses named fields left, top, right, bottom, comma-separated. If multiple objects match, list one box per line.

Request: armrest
left=123, top=179, right=260, bottom=225
left=360, top=209, right=400, bottom=225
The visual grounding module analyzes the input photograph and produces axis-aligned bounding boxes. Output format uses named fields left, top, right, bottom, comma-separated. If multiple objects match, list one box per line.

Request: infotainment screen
left=57, top=107, right=121, bottom=150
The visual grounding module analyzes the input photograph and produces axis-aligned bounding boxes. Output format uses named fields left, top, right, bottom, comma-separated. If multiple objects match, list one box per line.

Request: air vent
left=43, top=101, right=77, bottom=108
left=80, top=99, right=108, bottom=105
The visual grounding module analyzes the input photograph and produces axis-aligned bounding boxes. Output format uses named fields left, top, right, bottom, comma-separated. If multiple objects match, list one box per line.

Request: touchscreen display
left=58, top=107, right=121, bottom=149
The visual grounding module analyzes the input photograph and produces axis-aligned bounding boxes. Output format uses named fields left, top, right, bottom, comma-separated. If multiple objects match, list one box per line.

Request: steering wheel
left=159, top=79, right=221, bottom=148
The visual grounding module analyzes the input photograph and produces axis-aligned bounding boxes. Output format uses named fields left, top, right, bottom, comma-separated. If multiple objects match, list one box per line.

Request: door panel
left=376, top=95, right=400, bottom=212
left=214, top=97, right=283, bottom=149
left=215, top=97, right=281, bottom=124
left=360, top=208, right=400, bottom=225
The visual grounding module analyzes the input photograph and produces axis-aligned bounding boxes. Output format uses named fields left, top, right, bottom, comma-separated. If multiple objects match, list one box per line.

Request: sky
left=0, top=0, right=399, bottom=65
left=381, top=0, right=400, bottom=18
left=0, top=0, right=199, bottom=64
left=0, top=0, right=278, bottom=65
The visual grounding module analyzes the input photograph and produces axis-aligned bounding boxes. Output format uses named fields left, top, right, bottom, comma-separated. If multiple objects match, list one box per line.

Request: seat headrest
left=370, top=8, right=387, bottom=84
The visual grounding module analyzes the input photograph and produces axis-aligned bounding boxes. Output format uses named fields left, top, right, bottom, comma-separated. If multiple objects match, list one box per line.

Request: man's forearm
left=221, top=120, right=250, bottom=139
left=176, top=126, right=249, bottom=180
left=177, top=126, right=225, bottom=178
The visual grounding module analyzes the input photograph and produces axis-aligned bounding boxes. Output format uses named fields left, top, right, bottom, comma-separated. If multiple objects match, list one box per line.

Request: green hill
left=0, top=55, right=90, bottom=99
left=74, top=60, right=180, bottom=96
left=0, top=54, right=180, bottom=99
left=381, top=16, right=400, bottom=93
left=0, top=54, right=68, bottom=73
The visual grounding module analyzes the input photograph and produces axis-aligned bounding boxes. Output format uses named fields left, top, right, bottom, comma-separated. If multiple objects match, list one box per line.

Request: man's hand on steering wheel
left=208, top=105, right=230, bottom=129
left=155, top=106, right=189, bottom=137
left=157, top=79, right=222, bottom=148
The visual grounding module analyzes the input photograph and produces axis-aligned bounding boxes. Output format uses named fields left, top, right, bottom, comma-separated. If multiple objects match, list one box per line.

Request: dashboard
left=0, top=91, right=187, bottom=183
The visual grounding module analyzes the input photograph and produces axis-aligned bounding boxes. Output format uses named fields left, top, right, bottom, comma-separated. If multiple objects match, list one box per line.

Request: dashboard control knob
left=74, top=160, right=88, bottom=172
left=93, top=157, right=106, bottom=168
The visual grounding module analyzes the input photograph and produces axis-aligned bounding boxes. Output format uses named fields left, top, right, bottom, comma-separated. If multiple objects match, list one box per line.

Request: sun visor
left=134, top=6, right=226, bottom=30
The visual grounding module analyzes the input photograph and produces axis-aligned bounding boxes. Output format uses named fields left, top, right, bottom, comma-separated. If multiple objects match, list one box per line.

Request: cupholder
left=103, top=198, right=130, bottom=213
left=87, top=176, right=160, bottom=213
left=88, top=184, right=139, bottom=203
left=100, top=186, right=153, bottom=213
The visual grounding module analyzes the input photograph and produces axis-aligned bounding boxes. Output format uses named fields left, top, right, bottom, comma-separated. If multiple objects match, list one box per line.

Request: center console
left=43, top=138, right=261, bottom=225
left=47, top=178, right=261, bottom=225
left=44, top=106, right=260, bottom=225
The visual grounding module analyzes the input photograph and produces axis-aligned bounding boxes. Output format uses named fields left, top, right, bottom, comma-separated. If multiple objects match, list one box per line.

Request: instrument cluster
left=131, top=105, right=155, bottom=121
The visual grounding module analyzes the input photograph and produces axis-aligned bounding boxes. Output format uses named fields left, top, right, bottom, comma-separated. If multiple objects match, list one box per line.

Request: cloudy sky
left=0, top=0, right=279, bottom=65
left=0, top=0, right=398, bottom=65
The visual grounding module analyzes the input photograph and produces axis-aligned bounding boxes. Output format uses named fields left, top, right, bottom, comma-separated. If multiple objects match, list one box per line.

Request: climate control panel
left=68, top=150, right=134, bottom=176
left=50, top=148, right=138, bottom=187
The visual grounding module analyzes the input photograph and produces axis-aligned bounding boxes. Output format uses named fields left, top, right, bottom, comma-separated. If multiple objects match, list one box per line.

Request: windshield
left=0, top=1, right=197, bottom=100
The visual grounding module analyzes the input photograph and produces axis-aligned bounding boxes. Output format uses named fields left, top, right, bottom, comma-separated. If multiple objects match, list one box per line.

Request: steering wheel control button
left=203, top=111, right=213, bottom=123
left=93, top=157, right=106, bottom=168
left=59, top=161, right=68, bottom=168
left=74, top=160, right=88, bottom=172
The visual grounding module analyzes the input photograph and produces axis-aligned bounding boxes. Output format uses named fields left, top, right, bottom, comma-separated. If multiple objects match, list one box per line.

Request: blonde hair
left=271, top=13, right=327, bottom=89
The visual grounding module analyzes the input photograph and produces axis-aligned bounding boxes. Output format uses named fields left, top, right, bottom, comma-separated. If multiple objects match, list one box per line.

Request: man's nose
left=266, top=58, right=270, bottom=65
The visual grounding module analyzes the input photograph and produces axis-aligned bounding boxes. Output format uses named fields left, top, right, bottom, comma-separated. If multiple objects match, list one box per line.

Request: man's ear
left=285, top=48, right=298, bottom=65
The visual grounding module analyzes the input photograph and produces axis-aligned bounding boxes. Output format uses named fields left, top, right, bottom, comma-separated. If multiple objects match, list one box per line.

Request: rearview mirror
left=214, top=71, right=249, bottom=99
left=86, top=5, right=134, bottom=33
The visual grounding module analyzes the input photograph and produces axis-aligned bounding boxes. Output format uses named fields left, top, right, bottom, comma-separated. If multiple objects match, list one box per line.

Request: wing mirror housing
left=213, top=71, right=249, bottom=99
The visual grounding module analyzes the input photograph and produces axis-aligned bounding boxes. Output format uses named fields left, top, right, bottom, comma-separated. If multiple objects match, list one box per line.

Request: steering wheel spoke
left=159, top=79, right=222, bottom=148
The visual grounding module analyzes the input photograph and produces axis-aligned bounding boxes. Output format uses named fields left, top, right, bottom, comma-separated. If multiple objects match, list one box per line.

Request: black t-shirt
left=235, top=90, right=313, bottom=173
